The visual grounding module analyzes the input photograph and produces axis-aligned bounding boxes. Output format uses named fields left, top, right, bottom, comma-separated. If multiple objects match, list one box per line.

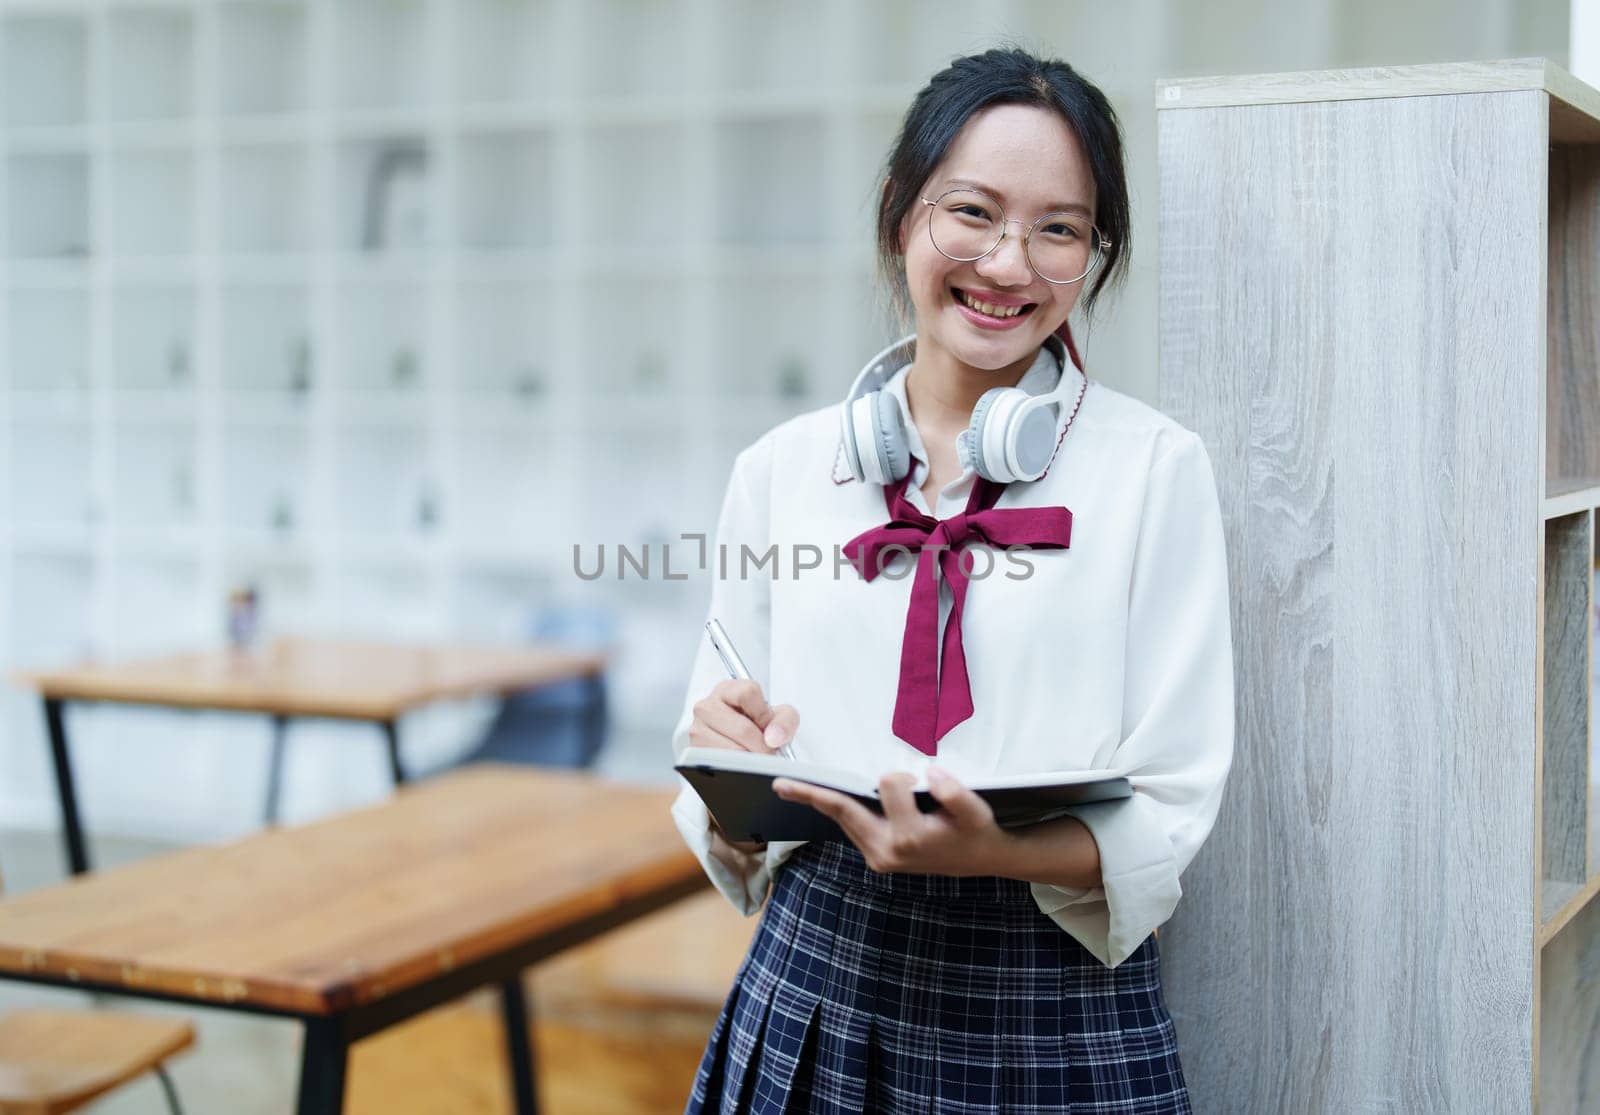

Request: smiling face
left=897, top=103, right=1098, bottom=379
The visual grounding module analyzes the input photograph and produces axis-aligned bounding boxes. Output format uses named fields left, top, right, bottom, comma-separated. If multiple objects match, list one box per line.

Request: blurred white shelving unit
left=0, top=0, right=1047, bottom=834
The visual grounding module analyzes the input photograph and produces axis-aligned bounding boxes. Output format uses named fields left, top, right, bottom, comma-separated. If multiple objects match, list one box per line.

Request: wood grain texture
left=11, top=636, right=606, bottom=721
left=1548, top=145, right=1600, bottom=490
left=1540, top=893, right=1600, bottom=1113
left=1545, top=513, right=1591, bottom=905
left=1156, top=56, right=1587, bottom=112
left=1158, top=88, right=1544, bottom=1112
left=0, top=1009, right=193, bottom=1114
left=0, top=767, right=702, bottom=1014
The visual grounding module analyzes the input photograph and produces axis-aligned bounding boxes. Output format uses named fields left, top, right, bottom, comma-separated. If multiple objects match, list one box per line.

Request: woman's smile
left=950, top=285, right=1038, bottom=329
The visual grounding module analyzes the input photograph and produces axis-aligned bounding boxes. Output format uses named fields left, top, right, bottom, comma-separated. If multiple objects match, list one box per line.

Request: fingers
left=925, top=767, right=995, bottom=830
left=716, top=678, right=771, bottom=724
left=690, top=681, right=772, bottom=754
left=692, top=681, right=801, bottom=755
left=763, top=703, right=800, bottom=750
left=773, top=779, right=882, bottom=848
left=877, top=772, right=921, bottom=828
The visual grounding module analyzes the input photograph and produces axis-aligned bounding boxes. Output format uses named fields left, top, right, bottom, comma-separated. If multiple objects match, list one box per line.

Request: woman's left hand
left=772, top=767, right=1011, bottom=876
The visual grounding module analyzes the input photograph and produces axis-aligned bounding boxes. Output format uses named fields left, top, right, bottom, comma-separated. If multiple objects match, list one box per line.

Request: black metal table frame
left=0, top=869, right=707, bottom=1114
left=41, top=695, right=407, bottom=878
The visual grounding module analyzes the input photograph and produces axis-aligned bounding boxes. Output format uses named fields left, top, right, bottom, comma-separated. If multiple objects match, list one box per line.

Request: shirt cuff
left=1029, top=792, right=1183, bottom=969
left=671, top=780, right=772, bottom=915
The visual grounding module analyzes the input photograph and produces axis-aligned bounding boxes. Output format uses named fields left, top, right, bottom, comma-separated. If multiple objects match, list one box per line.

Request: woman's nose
left=975, top=223, right=1034, bottom=284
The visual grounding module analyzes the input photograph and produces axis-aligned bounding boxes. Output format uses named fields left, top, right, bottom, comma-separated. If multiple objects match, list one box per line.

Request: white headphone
left=837, top=332, right=1087, bottom=486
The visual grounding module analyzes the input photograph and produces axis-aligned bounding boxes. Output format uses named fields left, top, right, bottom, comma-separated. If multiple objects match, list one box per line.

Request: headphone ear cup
left=963, top=388, right=1009, bottom=482
left=873, top=389, right=911, bottom=483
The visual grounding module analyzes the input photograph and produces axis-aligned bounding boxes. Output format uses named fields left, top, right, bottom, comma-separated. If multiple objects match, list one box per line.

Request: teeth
left=957, top=290, right=1025, bottom=318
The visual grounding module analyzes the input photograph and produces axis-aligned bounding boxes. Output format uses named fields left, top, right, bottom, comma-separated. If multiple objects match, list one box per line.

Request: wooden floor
left=346, top=889, right=758, bottom=1114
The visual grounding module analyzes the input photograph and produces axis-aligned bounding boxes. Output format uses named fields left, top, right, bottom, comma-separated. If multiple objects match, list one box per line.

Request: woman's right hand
left=689, top=679, right=800, bottom=854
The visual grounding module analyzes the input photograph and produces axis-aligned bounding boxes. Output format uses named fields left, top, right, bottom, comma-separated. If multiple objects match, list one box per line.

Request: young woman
left=670, top=46, right=1233, bottom=1113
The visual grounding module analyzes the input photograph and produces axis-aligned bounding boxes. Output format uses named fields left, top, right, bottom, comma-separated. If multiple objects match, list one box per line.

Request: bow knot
left=842, top=475, right=1073, bottom=755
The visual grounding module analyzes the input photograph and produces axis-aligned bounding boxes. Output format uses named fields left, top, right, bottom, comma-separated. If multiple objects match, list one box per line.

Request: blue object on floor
left=459, top=605, right=616, bottom=770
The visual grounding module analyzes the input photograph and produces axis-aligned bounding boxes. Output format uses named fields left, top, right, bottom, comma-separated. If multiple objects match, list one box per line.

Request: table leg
left=381, top=719, right=407, bottom=785
left=42, top=698, right=89, bottom=876
left=263, top=714, right=290, bottom=825
left=296, top=1016, right=348, bottom=1115
left=500, top=976, right=539, bottom=1115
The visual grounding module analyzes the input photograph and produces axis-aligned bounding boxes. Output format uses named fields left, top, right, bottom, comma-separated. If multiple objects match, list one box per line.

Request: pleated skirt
left=685, top=841, right=1190, bottom=1114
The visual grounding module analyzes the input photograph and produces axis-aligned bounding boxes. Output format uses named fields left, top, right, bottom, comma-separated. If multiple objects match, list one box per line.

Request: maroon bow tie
left=841, top=474, right=1073, bottom=755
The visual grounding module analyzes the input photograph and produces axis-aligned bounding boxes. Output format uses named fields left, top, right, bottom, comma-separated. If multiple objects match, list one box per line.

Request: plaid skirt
left=685, top=841, right=1190, bottom=1114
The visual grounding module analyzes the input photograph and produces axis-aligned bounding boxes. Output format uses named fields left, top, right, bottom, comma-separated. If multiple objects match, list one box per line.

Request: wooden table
left=12, top=636, right=608, bottom=875
left=0, top=766, right=706, bottom=1114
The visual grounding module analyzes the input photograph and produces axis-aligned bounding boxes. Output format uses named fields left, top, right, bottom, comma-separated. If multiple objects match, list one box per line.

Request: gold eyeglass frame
left=919, top=187, right=1112, bottom=285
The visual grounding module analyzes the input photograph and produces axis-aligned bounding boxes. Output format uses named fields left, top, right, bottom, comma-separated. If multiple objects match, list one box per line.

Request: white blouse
left=669, top=341, right=1236, bottom=969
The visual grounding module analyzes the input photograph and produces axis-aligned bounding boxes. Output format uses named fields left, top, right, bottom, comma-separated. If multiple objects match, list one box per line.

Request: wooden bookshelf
left=1157, top=57, right=1600, bottom=1113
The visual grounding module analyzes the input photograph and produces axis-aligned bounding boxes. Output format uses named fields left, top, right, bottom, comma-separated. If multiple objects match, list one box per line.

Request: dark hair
left=875, top=47, right=1131, bottom=329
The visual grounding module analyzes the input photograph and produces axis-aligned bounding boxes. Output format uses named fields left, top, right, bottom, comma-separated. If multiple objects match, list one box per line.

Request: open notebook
left=675, top=746, right=1132, bottom=845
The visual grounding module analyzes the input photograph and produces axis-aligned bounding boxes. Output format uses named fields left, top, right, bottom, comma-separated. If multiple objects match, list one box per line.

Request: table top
left=11, top=636, right=607, bottom=720
left=0, top=766, right=701, bottom=1015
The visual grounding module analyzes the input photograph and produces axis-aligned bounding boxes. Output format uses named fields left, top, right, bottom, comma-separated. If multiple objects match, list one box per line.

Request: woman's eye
left=1042, top=222, right=1082, bottom=239
left=952, top=205, right=993, bottom=221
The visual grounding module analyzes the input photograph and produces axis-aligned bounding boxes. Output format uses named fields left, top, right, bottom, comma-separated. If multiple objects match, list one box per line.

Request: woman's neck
left=903, top=343, right=1038, bottom=436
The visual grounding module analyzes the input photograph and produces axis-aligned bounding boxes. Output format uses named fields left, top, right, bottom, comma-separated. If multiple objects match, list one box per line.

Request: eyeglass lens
left=927, top=189, right=1101, bottom=284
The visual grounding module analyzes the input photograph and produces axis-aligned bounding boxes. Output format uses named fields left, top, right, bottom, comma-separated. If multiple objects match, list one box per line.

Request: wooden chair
left=0, top=863, right=195, bottom=1115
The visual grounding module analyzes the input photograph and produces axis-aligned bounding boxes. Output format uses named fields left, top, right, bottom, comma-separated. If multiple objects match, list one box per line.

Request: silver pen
left=705, top=617, right=793, bottom=760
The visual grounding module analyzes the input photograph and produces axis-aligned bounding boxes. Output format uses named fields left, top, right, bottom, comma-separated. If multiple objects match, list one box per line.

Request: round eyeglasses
left=919, top=187, right=1111, bottom=285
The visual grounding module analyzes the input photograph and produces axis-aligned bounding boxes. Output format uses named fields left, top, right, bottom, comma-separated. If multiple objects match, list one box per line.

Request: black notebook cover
left=676, top=760, right=1132, bottom=845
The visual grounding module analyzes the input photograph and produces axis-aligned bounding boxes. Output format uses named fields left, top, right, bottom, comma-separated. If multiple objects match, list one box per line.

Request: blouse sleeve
left=669, top=438, right=777, bottom=915
left=1031, top=427, right=1236, bottom=968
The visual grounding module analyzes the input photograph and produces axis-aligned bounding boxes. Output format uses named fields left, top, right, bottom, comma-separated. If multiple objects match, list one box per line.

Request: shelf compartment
left=9, top=552, right=96, bottom=668
left=575, top=276, right=681, bottom=398
left=222, top=424, right=311, bottom=536
left=2, top=14, right=87, bottom=129
left=713, top=117, right=827, bottom=245
left=11, top=417, right=95, bottom=530
left=7, top=152, right=91, bottom=259
left=849, top=2, right=994, bottom=89
left=578, top=123, right=687, bottom=251
left=106, top=6, right=194, bottom=124
left=112, top=422, right=199, bottom=530
left=455, top=128, right=554, bottom=251
left=220, top=284, right=313, bottom=395
left=709, top=274, right=833, bottom=407
left=335, top=425, right=435, bottom=539
left=455, top=280, right=550, bottom=402
left=112, top=285, right=195, bottom=390
left=1539, top=886, right=1600, bottom=1109
left=1548, top=142, right=1600, bottom=494
left=1544, top=510, right=1592, bottom=924
left=336, top=281, right=426, bottom=392
left=1593, top=550, right=1600, bottom=881
left=334, top=0, right=428, bottom=113
left=219, top=143, right=310, bottom=255
left=109, top=148, right=196, bottom=256
left=217, top=2, right=308, bottom=118
left=454, top=426, right=574, bottom=554
left=713, top=0, right=828, bottom=94
left=337, top=136, right=431, bottom=253
left=578, top=0, right=685, bottom=99
left=8, top=288, right=89, bottom=389
left=455, top=0, right=553, bottom=107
